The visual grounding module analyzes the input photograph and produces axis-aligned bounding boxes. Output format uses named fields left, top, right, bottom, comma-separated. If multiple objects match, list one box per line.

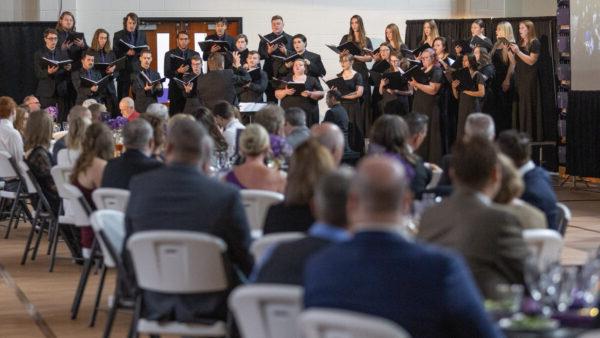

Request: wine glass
left=557, top=266, right=578, bottom=312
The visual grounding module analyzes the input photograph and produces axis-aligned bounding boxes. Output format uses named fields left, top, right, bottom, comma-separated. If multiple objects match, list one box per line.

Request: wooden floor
left=1, top=184, right=600, bottom=337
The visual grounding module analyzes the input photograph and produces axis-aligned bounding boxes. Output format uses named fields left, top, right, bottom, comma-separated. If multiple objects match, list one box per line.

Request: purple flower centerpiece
left=106, top=116, right=128, bottom=131
left=45, top=106, right=59, bottom=121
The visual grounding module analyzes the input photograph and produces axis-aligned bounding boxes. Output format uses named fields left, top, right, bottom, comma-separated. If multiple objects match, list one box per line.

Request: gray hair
left=314, top=166, right=355, bottom=228
left=255, top=104, right=284, bottom=134
left=82, top=98, right=98, bottom=108
left=146, top=103, right=169, bottom=120
left=465, top=113, right=495, bottom=141
left=120, top=97, right=134, bottom=108
left=123, top=118, right=153, bottom=150
left=284, top=107, right=306, bottom=127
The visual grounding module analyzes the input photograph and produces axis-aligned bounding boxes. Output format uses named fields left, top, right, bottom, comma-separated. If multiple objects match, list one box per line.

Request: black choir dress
left=340, top=35, right=373, bottom=135
left=279, top=75, right=323, bottom=127
left=412, top=66, right=444, bottom=164
left=437, top=55, right=457, bottom=154
left=338, top=72, right=365, bottom=153
left=94, top=49, right=120, bottom=116
left=490, top=48, right=515, bottom=133
left=456, top=71, right=485, bottom=139
left=57, top=29, right=88, bottom=120
left=379, top=70, right=410, bottom=116
left=478, top=63, right=496, bottom=115
left=515, top=39, right=541, bottom=139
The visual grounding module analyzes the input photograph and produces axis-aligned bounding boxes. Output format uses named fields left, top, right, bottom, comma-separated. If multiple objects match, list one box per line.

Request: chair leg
left=20, top=213, right=40, bottom=265
left=31, top=216, right=47, bottom=261
left=128, top=294, right=142, bottom=338
left=71, top=239, right=98, bottom=320
left=4, top=197, right=20, bottom=239
left=89, top=265, right=107, bottom=327
left=48, top=220, right=61, bottom=272
left=102, top=286, right=120, bottom=338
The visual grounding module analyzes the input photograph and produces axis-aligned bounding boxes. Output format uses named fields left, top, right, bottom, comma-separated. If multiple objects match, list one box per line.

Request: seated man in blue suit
left=497, top=130, right=559, bottom=231
left=124, top=118, right=253, bottom=323
left=303, top=155, right=501, bottom=338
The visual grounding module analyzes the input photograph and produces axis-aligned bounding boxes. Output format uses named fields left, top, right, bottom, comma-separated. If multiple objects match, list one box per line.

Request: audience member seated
left=253, top=167, right=353, bottom=284
left=369, top=115, right=415, bottom=180
left=495, top=154, right=547, bottom=229
left=56, top=112, right=91, bottom=167
left=304, top=155, right=502, bottom=338
left=146, top=102, right=169, bottom=121
left=119, top=97, right=139, bottom=121
left=124, top=118, right=253, bottom=323
left=213, top=100, right=245, bottom=159
left=13, top=107, right=29, bottom=138
left=191, top=107, right=229, bottom=164
left=22, top=95, right=41, bottom=113
left=0, top=96, right=24, bottom=162
left=497, top=130, right=559, bottom=231
left=439, top=112, right=495, bottom=187
left=284, top=107, right=310, bottom=149
left=138, top=113, right=166, bottom=161
left=52, top=105, right=92, bottom=161
left=70, top=122, right=114, bottom=258
left=82, top=99, right=98, bottom=108
left=263, top=139, right=335, bottom=234
left=223, top=124, right=286, bottom=193
left=311, top=122, right=345, bottom=166
left=101, top=119, right=163, bottom=189
left=88, top=103, right=107, bottom=122
left=418, top=137, right=528, bottom=298
left=404, top=112, right=433, bottom=199
left=323, top=90, right=349, bottom=144
left=254, top=104, right=292, bottom=160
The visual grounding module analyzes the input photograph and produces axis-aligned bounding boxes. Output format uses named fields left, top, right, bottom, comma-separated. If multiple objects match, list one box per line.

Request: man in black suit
left=277, top=34, right=326, bottom=79
left=182, top=55, right=203, bottom=114
left=258, top=15, right=293, bottom=102
left=164, top=31, right=200, bottom=116
left=113, top=12, right=148, bottom=101
left=34, top=28, right=72, bottom=122
left=497, top=130, right=559, bottom=231
left=71, top=49, right=107, bottom=105
left=101, top=119, right=162, bottom=189
left=253, top=168, right=353, bottom=284
left=132, top=49, right=163, bottom=113
left=404, top=112, right=432, bottom=199
left=124, top=118, right=253, bottom=322
left=203, top=17, right=236, bottom=69
left=197, top=53, right=250, bottom=111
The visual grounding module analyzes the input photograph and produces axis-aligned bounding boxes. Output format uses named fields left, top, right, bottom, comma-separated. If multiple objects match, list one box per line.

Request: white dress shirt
left=0, top=119, right=24, bottom=162
left=223, top=118, right=245, bottom=159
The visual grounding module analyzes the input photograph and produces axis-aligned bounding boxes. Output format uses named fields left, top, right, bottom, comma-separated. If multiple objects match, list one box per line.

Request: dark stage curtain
left=0, top=22, right=54, bottom=103
left=566, top=91, right=600, bottom=178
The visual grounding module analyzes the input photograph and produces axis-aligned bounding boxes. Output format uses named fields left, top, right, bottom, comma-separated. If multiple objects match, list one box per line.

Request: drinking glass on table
left=62, top=122, right=69, bottom=132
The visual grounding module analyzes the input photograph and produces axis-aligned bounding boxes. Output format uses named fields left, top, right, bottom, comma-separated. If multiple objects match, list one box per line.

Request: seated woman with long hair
left=223, top=124, right=286, bottom=193
left=70, top=122, right=114, bottom=257
left=57, top=113, right=91, bottom=167
left=263, top=138, right=336, bottom=234
left=369, top=115, right=415, bottom=181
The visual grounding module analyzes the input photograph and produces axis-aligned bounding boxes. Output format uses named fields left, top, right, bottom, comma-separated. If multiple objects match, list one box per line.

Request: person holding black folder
left=132, top=49, right=164, bottom=113
left=369, top=43, right=392, bottom=122
left=181, top=55, right=203, bottom=114
left=474, top=46, right=495, bottom=113
left=164, top=31, right=200, bottom=116
left=234, top=34, right=250, bottom=67
left=113, top=12, right=148, bottom=102
left=385, top=23, right=408, bottom=56
left=469, top=19, right=494, bottom=51
left=72, top=49, right=107, bottom=105
left=419, top=20, right=440, bottom=52
left=275, top=58, right=324, bottom=127
left=378, top=53, right=412, bottom=116
left=408, top=48, right=443, bottom=164
left=34, top=28, right=72, bottom=122
left=56, top=11, right=87, bottom=71
left=490, top=21, right=517, bottom=133
left=277, top=34, right=326, bottom=79
left=259, top=15, right=293, bottom=102
left=451, top=54, right=486, bottom=139
left=90, top=28, right=120, bottom=116
left=340, top=15, right=374, bottom=136
left=433, top=36, right=457, bottom=153
left=202, top=18, right=236, bottom=68
left=197, top=52, right=250, bottom=111
left=238, top=51, right=268, bottom=103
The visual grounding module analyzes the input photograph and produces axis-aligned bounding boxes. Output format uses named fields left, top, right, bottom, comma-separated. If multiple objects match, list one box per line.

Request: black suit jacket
left=164, top=48, right=201, bottom=99
left=72, top=67, right=107, bottom=104
left=197, top=68, right=250, bottom=110
left=57, top=29, right=88, bottom=71
left=203, top=34, right=235, bottom=69
left=34, top=48, right=70, bottom=99
left=522, top=166, right=559, bottom=231
left=258, top=31, right=293, bottom=77
left=124, top=163, right=253, bottom=322
left=237, top=68, right=268, bottom=103
left=410, top=155, right=432, bottom=200
left=132, top=68, right=164, bottom=113
left=276, top=50, right=326, bottom=79
left=101, top=149, right=163, bottom=189
left=113, top=29, right=147, bottom=75
left=263, top=203, right=315, bottom=234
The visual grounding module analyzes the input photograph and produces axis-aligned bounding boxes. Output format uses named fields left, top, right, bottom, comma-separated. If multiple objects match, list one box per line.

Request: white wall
left=505, top=0, right=556, bottom=17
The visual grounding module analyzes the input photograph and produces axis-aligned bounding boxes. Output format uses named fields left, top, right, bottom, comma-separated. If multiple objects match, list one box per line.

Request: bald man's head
left=311, top=123, right=344, bottom=165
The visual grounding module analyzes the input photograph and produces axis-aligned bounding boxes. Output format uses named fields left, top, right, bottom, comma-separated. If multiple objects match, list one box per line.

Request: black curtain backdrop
left=566, top=91, right=600, bottom=178
left=405, top=17, right=558, bottom=170
left=0, top=22, right=55, bottom=103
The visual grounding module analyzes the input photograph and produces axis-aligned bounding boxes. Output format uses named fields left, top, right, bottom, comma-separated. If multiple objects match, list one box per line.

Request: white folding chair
left=250, top=232, right=306, bottom=262
left=56, top=148, right=80, bottom=167
left=229, top=284, right=303, bottom=338
left=555, top=202, right=571, bottom=236
left=88, top=210, right=126, bottom=328
left=240, top=189, right=284, bottom=232
left=522, top=229, right=564, bottom=269
left=0, top=151, right=30, bottom=239
left=127, top=231, right=229, bottom=337
left=299, top=309, right=412, bottom=338
left=425, top=163, right=443, bottom=190
left=92, top=188, right=130, bottom=212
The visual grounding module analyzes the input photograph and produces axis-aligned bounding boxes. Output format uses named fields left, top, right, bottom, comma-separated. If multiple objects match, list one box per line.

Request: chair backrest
left=299, top=309, right=411, bottom=338
left=0, top=151, right=18, bottom=178
left=92, top=188, right=130, bottom=212
left=127, top=230, right=229, bottom=293
left=50, top=166, right=90, bottom=226
left=17, top=162, right=38, bottom=194
left=250, top=232, right=306, bottom=262
left=555, top=202, right=571, bottom=236
left=240, top=189, right=284, bottom=231
left=425, top=164, right=443, bottom=190
left=229, top=284, right=303, bottom=338
left=522, top=229, right=563, bottom=269
left=56, top=148, right=80, bottom=168
left=90, top=210, right=125, bottom=268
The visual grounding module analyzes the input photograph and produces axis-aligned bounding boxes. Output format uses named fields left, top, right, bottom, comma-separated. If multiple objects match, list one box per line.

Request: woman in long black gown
left=490, top=21, right=517, bottom=132
left=378, top=53, right=412, bottom=116
left=275, top=58, right=324, bottom=127
left=408, top=48, right=443, bottom=164
left=433, top=36, right=456, bottom=154
left=370, top=42, right=392, bottom=122
left=334, top=54, right=364, bottom=153
left=510, top=20, right=541, bottom=139
left=474, top=46, right=495, bottom=115
left=90, top=28, right=119, bottom=116
left=340, top=15, right=373, bottom=136
left=452, top=53, right=486, bottom=139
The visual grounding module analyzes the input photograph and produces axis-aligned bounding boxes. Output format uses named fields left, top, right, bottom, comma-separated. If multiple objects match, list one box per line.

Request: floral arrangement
left=45, top=106, right=58, bottom=121
left=106, top=116, right=128, bottom=130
